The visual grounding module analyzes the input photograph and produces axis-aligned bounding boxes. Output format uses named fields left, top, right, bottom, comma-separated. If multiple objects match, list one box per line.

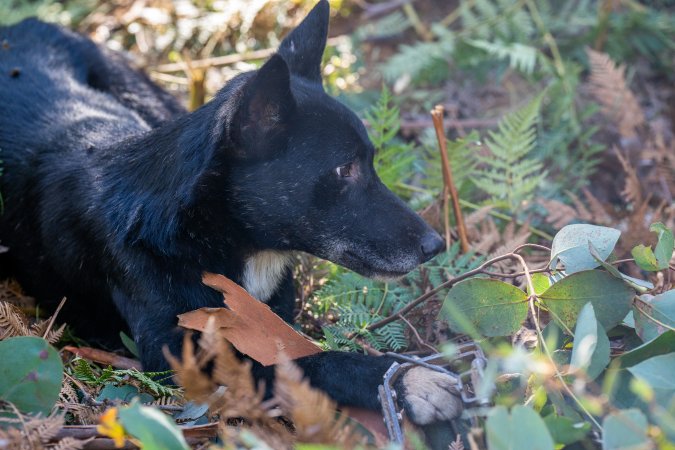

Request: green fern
left=459, top=0, right=534, bottom=42
left=365, top=86, right=420, bottom=199
left=380, top=25, right=455, bottom=85
left=420, top=128, right=480, bottom=196
left=464, top=39, right=538, bottom=74
left=316, top=242, right=484, bottom=352
left=72, top=358, right=179, bottom=398
left=471, top=94, right=546, bottom=212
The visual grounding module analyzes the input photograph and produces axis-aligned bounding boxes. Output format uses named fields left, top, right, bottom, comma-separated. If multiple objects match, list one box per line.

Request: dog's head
left=225, top=0, right=443, bottom=278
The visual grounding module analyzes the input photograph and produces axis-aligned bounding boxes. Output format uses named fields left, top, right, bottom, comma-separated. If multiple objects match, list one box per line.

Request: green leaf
left=589, top=243, right=653, bottom=293
left=529, top=272, right=550, bottom=296
left=543, top=415, right=590, bottom=446
left=618, top=330, right=675, bottom=368
left=627, top=353, right=675, bottom=390
left=652, top=222, right=674, bottom=268
left=541, top=270, right=635, bottom=332
left=550, top=224, right=621, bottom=274
left=602, top=409, right=651, bottom=450
left=486, top=405, right=554, bottom=450
left=633, top=290, right=675, bottom=341
left=118, top=400, right=189, bottom=450
left=97, top=384, right=154, bottom=404
left=570, top=303, right=610, bottom=379
left=120, top=331, right=139, bottom=358
left=443, top=278, right=528, bottom=337
left=0, top=336, right=63, bottom=414
left=631, top=223, right=674, bottom=271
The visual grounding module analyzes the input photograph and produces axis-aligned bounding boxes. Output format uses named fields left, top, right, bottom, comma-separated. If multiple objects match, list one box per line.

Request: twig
left=399, top=117, right=499, bottom=133
left=364, top=253, right=518, bottom=332
left=152, top=48, right=276, bottom=73
left=431, top=105, right=470, bottom=254
left=399, top=315, right=437, bottom=353
left=43, top=297, right=67, bottom=340
left=402, top=2, right=432, bottom=41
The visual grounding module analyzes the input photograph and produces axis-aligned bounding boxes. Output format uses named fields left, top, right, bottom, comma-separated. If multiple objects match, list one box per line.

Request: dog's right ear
left=277, top=0, right=329, bottom=83
left=233, top=54, right=296, bottom=156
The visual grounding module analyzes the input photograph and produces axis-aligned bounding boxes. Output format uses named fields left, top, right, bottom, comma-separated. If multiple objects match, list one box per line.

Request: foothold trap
left=378, top=341, right=493, bottom=445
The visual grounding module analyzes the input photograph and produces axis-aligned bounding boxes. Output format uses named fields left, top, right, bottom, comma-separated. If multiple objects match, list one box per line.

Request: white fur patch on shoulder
left=399, top=366, right=463, bottom=425
left=242, top=251, right=292, bottom=302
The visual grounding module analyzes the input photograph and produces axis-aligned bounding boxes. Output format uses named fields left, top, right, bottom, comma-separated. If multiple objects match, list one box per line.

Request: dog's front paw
left=395, top=366, right=463, bottom=425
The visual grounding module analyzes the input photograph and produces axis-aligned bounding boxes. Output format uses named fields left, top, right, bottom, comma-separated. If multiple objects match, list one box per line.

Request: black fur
left=0, top=2, right=444, bottom=411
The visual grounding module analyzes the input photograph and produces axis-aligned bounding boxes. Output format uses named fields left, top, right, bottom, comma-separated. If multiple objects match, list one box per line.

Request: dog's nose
left=420, top=232, right=445, bottom=261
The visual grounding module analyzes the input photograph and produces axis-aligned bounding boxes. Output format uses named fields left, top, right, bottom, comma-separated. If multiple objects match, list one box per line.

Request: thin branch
left=431, top=105, right=470, bottom=253
left=365, top=253, right=517, bottom=332
left=43, top=297, right=66, bottom=340
left=152, top=48, right=276, bottom=73
left=400, top=315, right=437, bottom=353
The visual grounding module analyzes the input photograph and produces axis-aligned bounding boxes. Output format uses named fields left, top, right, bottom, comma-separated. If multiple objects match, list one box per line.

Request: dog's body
left=0, top=1, right=461, bottom=424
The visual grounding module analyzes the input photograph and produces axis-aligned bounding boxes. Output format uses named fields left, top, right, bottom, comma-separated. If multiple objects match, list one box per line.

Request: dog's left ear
left=277, top=0, right=329, bottom=84
left=233, top=54, right=296, bottom=154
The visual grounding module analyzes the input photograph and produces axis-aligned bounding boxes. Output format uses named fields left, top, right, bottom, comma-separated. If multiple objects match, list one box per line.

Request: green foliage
left=73, top=358, right=178, bottom=398
left=437, top=223, right=675, bottom=448
left=365, top=86, right=418, bottom=199
left=318, top=242, right=483, bottom=352
left=486, top=405, right=554, bottom=450
left=0, top=336, right=63, bottom=414
left=471, top=94, right=546, bottom=212
left=631, top=223, right=674, bottom=272
left=550, top=224, right=621, bottom=274
left=443, top=278, right=528, bottom=337
left=118, top=400, right=189, bottom=450
left=464, top=39, right=538, bottom=74
left=459, top=0, right=534, bottom=42
left=380, top=25, right=455, bottom=85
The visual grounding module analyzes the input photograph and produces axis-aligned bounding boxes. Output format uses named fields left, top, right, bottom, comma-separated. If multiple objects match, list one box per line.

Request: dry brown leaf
left=614, top=146, right=643, bottom=204
left=0, top=301, right=31, bottom=340
left=275, top=360, right=357, bottom=447
left=538, top=198, right=578, bottom=228
left=587, top=48, right=644, bottom=138
left=177, top=273, right=321, bottom=366
left=62, top=346, right=140, bottom=370
left=164, top=333, right=215, bottom=402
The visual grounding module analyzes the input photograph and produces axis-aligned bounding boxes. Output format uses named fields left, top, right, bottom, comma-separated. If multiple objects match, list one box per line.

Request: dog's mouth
left=338, top=249, right=418, bottom=280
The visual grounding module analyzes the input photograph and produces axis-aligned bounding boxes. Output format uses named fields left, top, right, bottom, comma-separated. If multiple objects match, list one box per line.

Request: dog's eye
left=336, top=163, right=354, bottom=178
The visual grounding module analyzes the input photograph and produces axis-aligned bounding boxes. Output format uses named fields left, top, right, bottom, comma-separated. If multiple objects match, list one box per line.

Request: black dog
left=0, top=1, right=461, bottom=424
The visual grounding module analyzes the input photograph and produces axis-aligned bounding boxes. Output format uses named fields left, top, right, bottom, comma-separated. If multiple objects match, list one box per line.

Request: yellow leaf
left=97, top=407, right=126, bottom=448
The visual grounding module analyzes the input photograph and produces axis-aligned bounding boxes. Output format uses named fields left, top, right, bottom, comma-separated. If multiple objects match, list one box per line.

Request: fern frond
left=465, top=39, right=537, bottom=74
left=0, top=301, right=30, bottom=339
left=381, top=26, right=454, bottom=84
left=471, top=94, right=546, bottom=212
left=586, top=48, right=644, bottom=138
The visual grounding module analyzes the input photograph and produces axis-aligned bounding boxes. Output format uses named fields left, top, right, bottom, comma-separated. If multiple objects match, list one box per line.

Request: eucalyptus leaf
left=627, top=353, right=675, bottom=390
left=550, top=224, right=620, bottom=274
left=618, top=331, right=675, bottom=368
left=589, top=243, right=653, bottom=292
left=602, top=409, right=651, bottom=450
left=570, top=303, right=610, bottom=379
left=631, top=222, right=674, bottom=271
left=486, top=405, right=554, bottom=450
left=540, top=270, right=635, bottom=332
left=543, top=415, right=590, bottom=446
left=443, top=278, right=528, bottom=337
left=118, top=400, right=189, bottom=450
left=633, top=291, right=675, bottom=341
left=0, top=336, right=63, bottom=415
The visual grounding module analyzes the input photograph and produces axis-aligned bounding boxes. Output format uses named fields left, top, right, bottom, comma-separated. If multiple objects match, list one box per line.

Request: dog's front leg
left=293, top=351, right=463, bottom=426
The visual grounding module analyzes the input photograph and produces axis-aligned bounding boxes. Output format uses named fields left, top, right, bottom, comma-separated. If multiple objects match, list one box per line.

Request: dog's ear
left=234, top=54, right=296, bottom=154
left=277, top=0, right=329, bottom=83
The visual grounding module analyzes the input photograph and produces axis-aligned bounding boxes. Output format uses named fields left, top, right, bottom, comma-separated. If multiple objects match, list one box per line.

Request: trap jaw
left=378, top=341, right=492, bottom=445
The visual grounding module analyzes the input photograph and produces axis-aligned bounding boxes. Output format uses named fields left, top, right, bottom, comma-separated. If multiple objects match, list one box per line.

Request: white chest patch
left=242, top=251, right=292, bottom=302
